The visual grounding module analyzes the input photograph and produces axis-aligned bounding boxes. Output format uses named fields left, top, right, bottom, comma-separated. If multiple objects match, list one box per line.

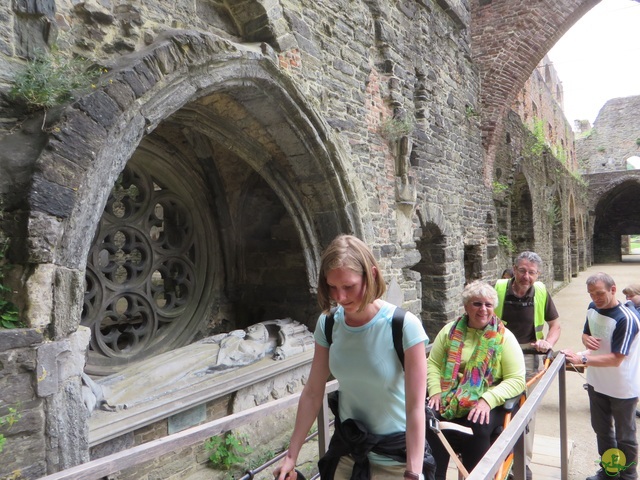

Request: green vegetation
left=547, top=202, right=562, bottom=227
left=551, top=144, right=568, bottom=165
left=379, top=116, right=414, bottom=141
left=636, top=138, right=640, bottom=147
left=571, top=169, right=588, bottom=187
left=0, top=405, right=21, bottom=453
left=465, top=104, right=480, bottom=118
left=10, top=47, right=104, bottom=111
left=205, top=432, right=253, bottom=470
left=492, top=181, right=509, bottom=195
left=530, top=119, right=547, bottom=156
left=498, top=235, right=516, bottom=254
left=0, top=242, right=23, bottom=329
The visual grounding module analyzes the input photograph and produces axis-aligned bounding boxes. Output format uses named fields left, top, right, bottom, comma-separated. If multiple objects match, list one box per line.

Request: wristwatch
left=580, top=353, right=588, bottom=365
left=404, top=471, right=425, bottom=480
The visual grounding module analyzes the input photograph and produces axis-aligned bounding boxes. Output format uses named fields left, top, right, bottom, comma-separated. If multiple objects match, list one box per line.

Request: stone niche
left=86, top=319, right=316, bottom=479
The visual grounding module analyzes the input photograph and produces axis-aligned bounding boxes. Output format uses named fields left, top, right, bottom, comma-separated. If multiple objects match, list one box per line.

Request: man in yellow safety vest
left=495, top=251, right=561, bottom=480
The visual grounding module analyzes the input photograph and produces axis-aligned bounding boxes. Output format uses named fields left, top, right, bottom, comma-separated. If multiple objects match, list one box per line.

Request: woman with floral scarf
left=425, top=281, right=525, bottom=479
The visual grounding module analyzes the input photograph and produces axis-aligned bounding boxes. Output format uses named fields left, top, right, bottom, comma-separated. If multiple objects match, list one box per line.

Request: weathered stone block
left=36, top=327, right=89, bottom=398
left=29, top=174, right=76, bottom=219
left=43, top=379, right=90, bottom=470
left=25, top=262, right=55, bottom=329
left=47, top=108, right=108, bottom=169
left=0, top=372, right=36, bottom=403
left=13, top=0, right=55, bottom=16
left=52, top=268, right=85, bottom=338
left=0, top=329, right=44, bottom=352
left=35, top=150, right=86, bottom=191
left=76, top=90, right=123, bottom=129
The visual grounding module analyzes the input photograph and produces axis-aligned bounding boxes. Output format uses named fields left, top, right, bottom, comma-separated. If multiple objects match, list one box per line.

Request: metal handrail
left=39, top=353, right=569, bottom=480
left=466, top=352, right=568, bottom=480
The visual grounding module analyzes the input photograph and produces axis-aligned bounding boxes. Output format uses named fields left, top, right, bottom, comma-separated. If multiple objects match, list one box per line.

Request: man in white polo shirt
left=563, top=272, right=640, bottom=480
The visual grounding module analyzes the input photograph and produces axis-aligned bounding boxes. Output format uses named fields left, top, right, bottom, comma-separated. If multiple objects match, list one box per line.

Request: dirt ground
left=535, top=259, right=640, bottom=480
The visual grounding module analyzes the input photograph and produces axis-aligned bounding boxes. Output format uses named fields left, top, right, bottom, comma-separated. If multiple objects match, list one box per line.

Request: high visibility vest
left=494, top=279, right=547, bottom=340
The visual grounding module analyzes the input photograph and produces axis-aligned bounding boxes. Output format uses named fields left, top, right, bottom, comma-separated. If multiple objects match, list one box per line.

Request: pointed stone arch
left=470, top=0, right=601, bottom=183
left=569, top=194, right=579, bottom=275
left=551, top=191, right=566, bottom=283
left=20, top=31, right=367, bottom=368
left=509, top=173, right=534, bottom=252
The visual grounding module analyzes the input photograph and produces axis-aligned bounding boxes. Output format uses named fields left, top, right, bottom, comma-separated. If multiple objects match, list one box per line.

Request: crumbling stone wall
left=0, top=0, right=592, bottom=477
left=470, top=0, right=600, bottom=183
left=493, top=110, right=588, bottom=284
left=578, top=97, right=640, bottom=262
left=577, top=95, right=640, bottom=173
left=512, top=55, right=578, bottom=171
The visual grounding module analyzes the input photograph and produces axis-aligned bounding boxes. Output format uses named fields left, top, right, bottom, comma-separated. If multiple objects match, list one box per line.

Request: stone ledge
left=0, top=328, right=45, bottom=351
left=88, top=349, right=313, bottom=446
left=432, top=0, right=469, bottom=29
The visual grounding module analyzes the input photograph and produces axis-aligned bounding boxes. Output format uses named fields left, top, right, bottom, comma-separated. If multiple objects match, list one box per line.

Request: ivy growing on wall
left=205, top=432, right=253, bottom=471
left=498, top=235, right=516, bottom=253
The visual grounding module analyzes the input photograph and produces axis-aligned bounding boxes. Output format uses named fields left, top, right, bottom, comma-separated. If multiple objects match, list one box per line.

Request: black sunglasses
left=471, top=302, right=494, bottom=308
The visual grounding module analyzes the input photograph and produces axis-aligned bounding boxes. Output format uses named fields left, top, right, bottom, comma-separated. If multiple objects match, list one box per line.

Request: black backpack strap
left=324, top=307, right=337, bottom=345
left=392, top=307, right=406, bottom=370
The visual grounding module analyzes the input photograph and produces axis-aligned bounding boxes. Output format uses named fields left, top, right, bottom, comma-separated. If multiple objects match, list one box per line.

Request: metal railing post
left=558, top=356, right=568, bottom=480
left=513, top=431, right=526, bottom=480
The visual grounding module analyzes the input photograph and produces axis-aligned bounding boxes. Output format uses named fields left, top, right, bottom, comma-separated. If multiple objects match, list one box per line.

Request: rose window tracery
left=82, top=157, right=213, bottom=375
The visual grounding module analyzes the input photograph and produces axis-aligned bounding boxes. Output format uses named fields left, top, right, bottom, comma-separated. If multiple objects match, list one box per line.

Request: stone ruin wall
left=576, top=95, right=640, bottom=174
left=511, top=55, right=578, bottom=172
left=493, top=110, right=588, bottom=285
left=579, top=96, right=640, bottom=263
left=0, top=0, right=591, bottom=478
left=0, top=1, right=492, bottom=477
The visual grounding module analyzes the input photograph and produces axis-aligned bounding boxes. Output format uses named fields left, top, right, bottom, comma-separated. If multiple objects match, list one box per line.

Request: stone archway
left=592, top=179, right=640, bottom=263
left=412, top=222, right=449, bottom=340
left=569, top=195, right=579, bottom=276
left=19, top=31, right=368, bottom=373
left=551, top=192, right=566, bottom=282
left=510, top=173, right=534, bottom=252
left=410, top=205, right=460, bottom=340
left=470, top=0, right=601, bottom=182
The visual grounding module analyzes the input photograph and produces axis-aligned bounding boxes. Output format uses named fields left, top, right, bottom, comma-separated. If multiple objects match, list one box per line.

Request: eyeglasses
left=471, top=302, right=494, bottom=309
left=515, top=267, right=538, bottom=276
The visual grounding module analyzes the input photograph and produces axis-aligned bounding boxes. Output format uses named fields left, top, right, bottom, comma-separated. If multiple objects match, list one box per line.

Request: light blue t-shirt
left=315, top=301, right=429, bottom=464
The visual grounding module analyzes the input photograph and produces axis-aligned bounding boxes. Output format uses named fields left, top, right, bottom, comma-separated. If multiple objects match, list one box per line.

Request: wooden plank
left=42, top=380, right=338, bottom=480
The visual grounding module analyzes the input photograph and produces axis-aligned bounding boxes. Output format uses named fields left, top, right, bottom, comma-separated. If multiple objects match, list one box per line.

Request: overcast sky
left=547, top=0, right=640, bottom=128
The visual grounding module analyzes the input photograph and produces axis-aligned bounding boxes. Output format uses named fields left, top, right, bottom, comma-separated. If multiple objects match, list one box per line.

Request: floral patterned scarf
left=439, top=314, right=505, bottom=420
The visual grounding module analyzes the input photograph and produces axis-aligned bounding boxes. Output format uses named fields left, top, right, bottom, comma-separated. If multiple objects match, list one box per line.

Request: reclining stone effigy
left=83, top=318, right=315, bottom=413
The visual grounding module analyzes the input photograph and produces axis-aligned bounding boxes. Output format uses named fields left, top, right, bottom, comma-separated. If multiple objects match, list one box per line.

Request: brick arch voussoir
left=472, top=0, right=601, bottom=183
left=30, top=30, right=362, bottom=273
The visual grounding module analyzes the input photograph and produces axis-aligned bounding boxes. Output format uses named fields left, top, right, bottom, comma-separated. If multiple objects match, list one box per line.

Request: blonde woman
left=274, top=235, right=431, bottom=480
